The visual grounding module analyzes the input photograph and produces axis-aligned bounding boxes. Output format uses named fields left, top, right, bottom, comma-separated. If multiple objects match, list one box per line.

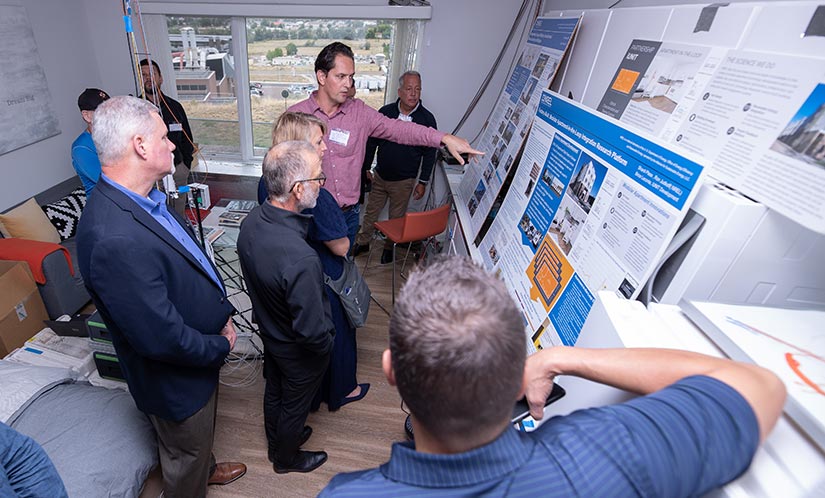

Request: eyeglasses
left=290, top=175, right=326, bottom=192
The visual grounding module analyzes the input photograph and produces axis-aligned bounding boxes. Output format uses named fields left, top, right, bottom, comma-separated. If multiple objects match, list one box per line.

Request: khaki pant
left=356, top=173, right=416, bottom=249
left=149, top=388, right=217, bottom=498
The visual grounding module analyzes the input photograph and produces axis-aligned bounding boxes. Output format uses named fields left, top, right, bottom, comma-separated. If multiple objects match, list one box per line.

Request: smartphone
left=511, top=383, right=566, bottom=430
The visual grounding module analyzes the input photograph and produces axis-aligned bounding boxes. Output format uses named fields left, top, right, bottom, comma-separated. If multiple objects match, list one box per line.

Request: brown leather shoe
left=208, top=462, right=247, bottom=486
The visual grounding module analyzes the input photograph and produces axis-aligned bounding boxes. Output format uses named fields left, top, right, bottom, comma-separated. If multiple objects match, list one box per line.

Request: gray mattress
left=10, top=383, right=158, bottom=498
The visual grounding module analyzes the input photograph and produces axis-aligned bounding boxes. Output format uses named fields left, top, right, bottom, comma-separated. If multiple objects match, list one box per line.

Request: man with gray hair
left=354, top=70, right=439, bottom=264
left=76, top=96, right=246, bottom=497
left=320, top=255, right=785, bottom=496
left=237, top=141, right=334, bottom=474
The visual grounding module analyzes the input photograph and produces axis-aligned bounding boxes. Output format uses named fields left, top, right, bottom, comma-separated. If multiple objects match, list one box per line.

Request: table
left=201, top=200, right=258, bottom=336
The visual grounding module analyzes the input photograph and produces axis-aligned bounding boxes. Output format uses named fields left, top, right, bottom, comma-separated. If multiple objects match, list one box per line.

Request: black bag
left=324, top=256, right=371, bottom=328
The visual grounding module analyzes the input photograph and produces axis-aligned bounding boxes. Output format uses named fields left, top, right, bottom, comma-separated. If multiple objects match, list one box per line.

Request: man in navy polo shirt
left=354, top=71, right=439, bottom=264
left=320, top=256, right=786, bottom=497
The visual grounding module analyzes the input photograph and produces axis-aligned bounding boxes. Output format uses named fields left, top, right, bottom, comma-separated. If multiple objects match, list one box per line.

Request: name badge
left=329, top=128, right=350, bottom=146
left=169, top=123, right=183, bottom=132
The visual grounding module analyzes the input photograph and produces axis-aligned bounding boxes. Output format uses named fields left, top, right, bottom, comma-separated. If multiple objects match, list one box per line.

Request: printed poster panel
left=458, top=17, right=580, bottom=239
left=0, top=6, right=60, bottom=155
left=669, top=50, right=825, bottom=234
left=481, top=91, right=705, bottom=352
left=598, top=39, right=727, bottom=143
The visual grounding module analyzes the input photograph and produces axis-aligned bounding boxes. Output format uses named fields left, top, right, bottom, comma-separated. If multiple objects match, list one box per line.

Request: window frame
left=138, top=4, right=432, bottom=163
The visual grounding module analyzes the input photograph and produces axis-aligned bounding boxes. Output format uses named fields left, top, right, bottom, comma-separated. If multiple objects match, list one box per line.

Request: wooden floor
left=208, top=251, right=409, bottom=497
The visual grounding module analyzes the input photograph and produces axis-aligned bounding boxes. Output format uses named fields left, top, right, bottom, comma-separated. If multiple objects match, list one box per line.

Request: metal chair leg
left=361, top=233, right=391, bottom=316
left=391, top=243, right=397, bottom=306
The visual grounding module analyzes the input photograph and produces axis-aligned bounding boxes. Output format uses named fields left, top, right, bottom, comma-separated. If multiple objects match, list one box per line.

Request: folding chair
left=363, top=203, right=452, bottom=310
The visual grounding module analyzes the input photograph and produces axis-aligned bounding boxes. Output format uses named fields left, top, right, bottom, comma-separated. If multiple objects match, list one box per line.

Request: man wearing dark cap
left=140, top=59, right=195, bottom=217
left=72, top=88, right=110, bottom=196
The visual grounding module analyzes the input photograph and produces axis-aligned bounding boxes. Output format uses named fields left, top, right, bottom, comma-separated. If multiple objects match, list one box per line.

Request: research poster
left=597, top=39, right=727, bottom=143
left=479, top=91, right=705, bottom=352
left=669, top=50, right=825, bottom=234
left=458, top=17, right=580, bottom=239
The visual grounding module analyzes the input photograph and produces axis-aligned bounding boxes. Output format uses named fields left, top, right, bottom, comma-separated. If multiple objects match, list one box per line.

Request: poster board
left=0, top=6, right=60, bottom=156
left=476, top=91, right=705, bottom=351
left=457, top=17, right=580, bottom=239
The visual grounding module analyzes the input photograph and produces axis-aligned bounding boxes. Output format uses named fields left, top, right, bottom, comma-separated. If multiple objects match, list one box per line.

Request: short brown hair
left=389, top=256, right=526, bottom=439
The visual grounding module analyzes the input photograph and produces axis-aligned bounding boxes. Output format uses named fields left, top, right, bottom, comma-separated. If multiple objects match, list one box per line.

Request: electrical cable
left=127, top=0, right=210, bottom=189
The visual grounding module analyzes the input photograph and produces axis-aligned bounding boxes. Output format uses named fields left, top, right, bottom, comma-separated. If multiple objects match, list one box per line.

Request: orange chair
left=363, top=203, right=452, bottom=309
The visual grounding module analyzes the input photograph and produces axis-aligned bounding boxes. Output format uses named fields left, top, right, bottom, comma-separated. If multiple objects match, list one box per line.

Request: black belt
left=341, top=204, right=356, bottom=212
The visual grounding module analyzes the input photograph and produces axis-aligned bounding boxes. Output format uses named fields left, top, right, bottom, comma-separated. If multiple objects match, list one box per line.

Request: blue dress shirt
left=100, top=174, right=223, bottom=291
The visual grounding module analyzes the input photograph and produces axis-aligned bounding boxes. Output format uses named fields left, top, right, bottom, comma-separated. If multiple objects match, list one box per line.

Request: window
left=166, top=16, right=240, bottom=156
left=246, top=18, right=396, bottom=155
left=149, top=10, right=423, bottom=162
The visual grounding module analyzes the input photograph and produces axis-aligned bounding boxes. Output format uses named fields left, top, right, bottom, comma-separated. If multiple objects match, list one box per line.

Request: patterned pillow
left=41, top=188, right=86, bottom=241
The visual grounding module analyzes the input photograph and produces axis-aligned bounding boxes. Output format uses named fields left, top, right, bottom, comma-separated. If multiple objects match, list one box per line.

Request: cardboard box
left=0, top=260, right=49, bottom=357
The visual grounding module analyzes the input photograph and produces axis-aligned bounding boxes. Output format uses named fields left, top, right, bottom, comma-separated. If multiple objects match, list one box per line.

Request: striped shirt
left=320, top=375, right=759, bottom=497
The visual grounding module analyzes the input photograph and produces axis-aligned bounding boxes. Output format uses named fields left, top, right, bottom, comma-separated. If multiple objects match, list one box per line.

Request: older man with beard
left=237, top=141, right=335, bottom=474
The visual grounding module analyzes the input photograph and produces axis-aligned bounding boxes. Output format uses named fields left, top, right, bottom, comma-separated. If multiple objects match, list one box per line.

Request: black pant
left=263, top=347, right=329, bottom=464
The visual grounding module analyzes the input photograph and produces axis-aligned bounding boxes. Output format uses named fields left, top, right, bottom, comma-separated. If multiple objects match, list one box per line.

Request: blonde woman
left=258, top=112, right=369, bottom=413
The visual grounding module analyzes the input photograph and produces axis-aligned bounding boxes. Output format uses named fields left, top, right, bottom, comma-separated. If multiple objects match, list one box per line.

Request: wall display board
left=597, top=40, right=727, bottom=142
left=457, top=17, right=580, bottom=239
left=682, top=300, right=825, bottom=451
left=668, top=50, right=825, bottom=234
left=477, top=91, right=704, bottom=351
left=0, top=5, right=60, bottom=156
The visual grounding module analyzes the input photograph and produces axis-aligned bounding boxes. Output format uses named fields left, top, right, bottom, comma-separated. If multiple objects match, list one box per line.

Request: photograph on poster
left=567, top=154, right=607, bottom=214
left=467, top=195, right=479, bottom=216
left=503, top=122, right=516, bottom=144
left=525, top=179, right=535, bottom=197
left=521, top=77, right=539, bottom=105
left=631, top=54, right=702, bottom=114
left=530, top=161, right=541, bottom=180
left=532, top=53, right=550, bottom=78
left=519, top=214, right=542, bottom=249
left=773, top=83, right=825, bottom=170
left=548, top=194, right=587, bottom=254
left=503, top=155, right=515, bottom=173
left=473, top=179, right=487, bottom=202
left=491, top=141, right=507, bottom=168
left=488, top=244, right=500, bottom=265
left=483, top=164, right=495, bottom=184
left=505, top=107, right=513, bottom=120
left=512, top=106, right=524, bottom=126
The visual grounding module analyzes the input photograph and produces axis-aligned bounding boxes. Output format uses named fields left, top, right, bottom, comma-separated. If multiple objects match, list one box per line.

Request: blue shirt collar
left=100, top=173, right=166, bottom=215
left=380, top=427, right=532, bottom=488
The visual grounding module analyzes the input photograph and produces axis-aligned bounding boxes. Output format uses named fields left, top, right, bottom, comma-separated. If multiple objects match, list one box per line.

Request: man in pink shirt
left=289, top=42, right=481, bottom=245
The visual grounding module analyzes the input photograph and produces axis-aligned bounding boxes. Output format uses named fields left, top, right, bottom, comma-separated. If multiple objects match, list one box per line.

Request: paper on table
left=681, top=300, right=825, bottom=451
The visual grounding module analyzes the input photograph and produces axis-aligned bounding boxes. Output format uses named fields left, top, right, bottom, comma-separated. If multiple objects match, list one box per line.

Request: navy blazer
left=77, top=179, right=234, bottom=421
